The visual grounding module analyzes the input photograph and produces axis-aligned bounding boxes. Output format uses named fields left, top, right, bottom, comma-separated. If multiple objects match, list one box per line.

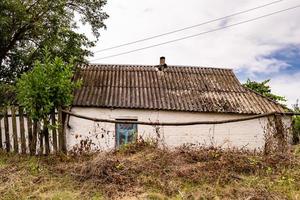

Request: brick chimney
left=160, top=56, right=166, bottom=66
left=158, top=56, right=167, bottom=71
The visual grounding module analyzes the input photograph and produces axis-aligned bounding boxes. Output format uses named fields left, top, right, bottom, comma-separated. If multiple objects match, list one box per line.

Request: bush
left=16, top=49, right=80, bottom=122
left=293, top=116, right=300, bottom=144
left=0, top=83, right=16, bottom=106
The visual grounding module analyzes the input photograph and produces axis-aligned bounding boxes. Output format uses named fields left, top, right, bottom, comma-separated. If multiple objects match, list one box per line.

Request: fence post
left=19, top=107, right=26, bottom=154
left=274, top=114, right=286, bottom=153
left=11, top=106, right=18, bottom=153
left=58, top=107, right=66, bottom=153
left=31, top=120, right=38, bottom=155
left=27, top=117, right=33, bottom=155
left=0, top=116, right=2, bottom=149
left=51, top=111, right=57, bottom=153
left=44, top=119, right=50, bottom=155
left=39, top=123, right=44, bottom=155
left=4, top=108, right=10, bottom=152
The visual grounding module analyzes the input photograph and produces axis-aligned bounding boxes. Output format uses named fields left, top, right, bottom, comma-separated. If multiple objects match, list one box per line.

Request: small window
left=115, top=119, right=138, bottom=147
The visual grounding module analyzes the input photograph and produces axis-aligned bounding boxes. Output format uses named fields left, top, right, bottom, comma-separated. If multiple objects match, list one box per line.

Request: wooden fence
left=0, top=106, right=66, bottom=155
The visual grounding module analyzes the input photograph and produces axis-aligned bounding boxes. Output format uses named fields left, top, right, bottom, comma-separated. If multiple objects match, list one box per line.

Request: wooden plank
left=11, top=106, right=18, bottom=153
left=0, top=117, right=2, bottom=149
left=37, top=122, right=41, bottom=155
left=58, top=107, right=66, bottom=153
left=274, top=114, right=286, bottom=153
left=3, top=108, right=10, bottom=152
left=58, top=107, right=63, bottom=152
left=44, top=119, right=50, bottom=155
left=27, top=117, right=33, bottom=155
left=51, top=111, right=57, bottom=152
left=39, top=124, right=44, bottom=155
left=62, top=109, right=67, bottom=153
left=31, top=121, right=38, bottom=155
left=19, top=107, right=26, bottom=154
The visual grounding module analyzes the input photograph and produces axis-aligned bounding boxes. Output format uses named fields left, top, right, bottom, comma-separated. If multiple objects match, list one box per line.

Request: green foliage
left=243, top=79, right=286, bottom=103
left=0, top=0, right=108, bottom=82
left=16, top=50, right=80, bottom=121
left=0, top=83, right=16, bottom=106
left=292, top=100, right=300, bottom=144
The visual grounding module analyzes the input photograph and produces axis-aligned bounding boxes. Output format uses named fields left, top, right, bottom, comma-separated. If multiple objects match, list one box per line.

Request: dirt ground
left=0, top=142, right=300, bottom=200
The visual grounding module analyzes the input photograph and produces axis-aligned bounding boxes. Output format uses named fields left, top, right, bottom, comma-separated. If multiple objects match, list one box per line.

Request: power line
left=93, top=0, right=284, bottom=53
left=90, top=4, right=300, bottom=62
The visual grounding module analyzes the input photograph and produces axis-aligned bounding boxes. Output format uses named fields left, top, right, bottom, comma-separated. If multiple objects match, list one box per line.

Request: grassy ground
left=0, top=143, right=300, bottom=200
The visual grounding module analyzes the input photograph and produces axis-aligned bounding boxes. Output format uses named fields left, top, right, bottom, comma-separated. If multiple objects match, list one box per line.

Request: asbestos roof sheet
left=72, top=64, right=285, bottom=114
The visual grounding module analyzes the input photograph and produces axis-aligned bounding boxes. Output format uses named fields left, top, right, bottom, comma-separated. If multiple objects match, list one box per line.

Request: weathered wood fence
left=0, top=106, right=66, bottom=155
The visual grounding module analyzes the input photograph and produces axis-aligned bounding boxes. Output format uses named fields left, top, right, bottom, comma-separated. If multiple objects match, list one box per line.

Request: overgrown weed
left=0, top=142, right=299, bottom=199
left=73, top=142, right=299, bottom=199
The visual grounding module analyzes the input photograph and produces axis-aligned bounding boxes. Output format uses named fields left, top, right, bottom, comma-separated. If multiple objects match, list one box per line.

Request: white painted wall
left=66, top=107, right=293, bottom=151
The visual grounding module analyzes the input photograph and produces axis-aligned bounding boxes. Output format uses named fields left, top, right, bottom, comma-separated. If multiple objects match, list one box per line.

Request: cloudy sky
left=80, top=0, right=300, bottom=108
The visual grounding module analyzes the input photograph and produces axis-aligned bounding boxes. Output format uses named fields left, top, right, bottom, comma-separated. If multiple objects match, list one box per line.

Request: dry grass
left=1, top=142, right=300, bottom=200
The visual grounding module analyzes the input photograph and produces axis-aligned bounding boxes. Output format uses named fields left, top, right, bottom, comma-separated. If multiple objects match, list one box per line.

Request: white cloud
left=85, top=0, right=300, bottom=68
left=270, top=72, right=300, bottom=107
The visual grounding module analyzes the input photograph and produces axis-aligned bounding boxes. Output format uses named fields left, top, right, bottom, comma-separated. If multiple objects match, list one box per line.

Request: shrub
left=16, top=49, right=80, bottom=122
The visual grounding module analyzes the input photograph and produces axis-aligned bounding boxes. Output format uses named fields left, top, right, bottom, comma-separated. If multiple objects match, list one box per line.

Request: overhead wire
left=90, top=4, right=300, bottom=61
left=93, top=0, right=284, bottom=53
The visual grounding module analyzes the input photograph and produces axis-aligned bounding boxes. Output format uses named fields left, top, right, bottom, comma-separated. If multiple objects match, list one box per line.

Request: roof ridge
left=85, top=63, right=233, bottom=71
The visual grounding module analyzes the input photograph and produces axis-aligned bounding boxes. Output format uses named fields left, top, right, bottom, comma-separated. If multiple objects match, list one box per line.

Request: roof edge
left=70, top=105, right=262, bottom=115
left=85, top=63, right=233, bottom=71
left=243, top=87, right=289, bottom=111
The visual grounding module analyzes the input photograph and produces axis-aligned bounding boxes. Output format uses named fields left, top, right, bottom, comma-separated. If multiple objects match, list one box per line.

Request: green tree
left=0, top=83, right=16, bottom=106
left=0, top=0, right=108, bottom=82
left=243, top=79, right=286, bottom=103
left=16, top=50, right=80, bottom=122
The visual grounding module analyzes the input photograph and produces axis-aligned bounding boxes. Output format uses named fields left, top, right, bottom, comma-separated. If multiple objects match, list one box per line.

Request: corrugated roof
left=72, top=64, right=285, bottom=114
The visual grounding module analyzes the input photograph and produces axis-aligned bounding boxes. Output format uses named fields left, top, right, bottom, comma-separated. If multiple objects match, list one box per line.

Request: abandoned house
left=66, top=57, right=291, bottom=151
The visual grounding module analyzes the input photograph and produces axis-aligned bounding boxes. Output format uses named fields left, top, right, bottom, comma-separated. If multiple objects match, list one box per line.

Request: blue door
left=116, top=122, right=137, bottom=147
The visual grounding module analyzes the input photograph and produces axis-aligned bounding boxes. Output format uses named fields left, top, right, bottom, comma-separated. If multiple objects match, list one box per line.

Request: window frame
left=115, top=118, right=138, bottom=148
